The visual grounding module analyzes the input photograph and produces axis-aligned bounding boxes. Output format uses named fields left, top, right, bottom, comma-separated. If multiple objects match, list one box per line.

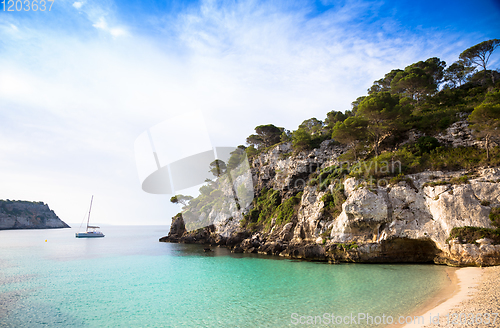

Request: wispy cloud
left=92, top=16, right=107, bottom=29
left=92, top=16, right=128, bottom=37
left=0, top=22, right=20, bottom=39
left=68, top=0, right=130, bottom=37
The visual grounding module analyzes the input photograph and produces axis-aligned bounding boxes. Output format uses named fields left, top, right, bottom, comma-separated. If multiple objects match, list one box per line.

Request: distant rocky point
left=0, top=200, right=70, bottom=230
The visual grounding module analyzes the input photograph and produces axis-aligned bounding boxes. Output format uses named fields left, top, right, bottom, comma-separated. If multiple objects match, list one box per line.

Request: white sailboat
left=75, top=196, right=105, bottom=238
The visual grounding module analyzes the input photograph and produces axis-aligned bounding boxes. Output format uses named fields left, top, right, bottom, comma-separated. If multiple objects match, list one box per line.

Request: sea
left=0, top=226, right=452, bottom=327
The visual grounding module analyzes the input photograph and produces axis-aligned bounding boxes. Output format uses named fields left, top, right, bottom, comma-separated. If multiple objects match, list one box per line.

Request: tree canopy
left=241, top=40, right=499, bottom=162
left=291, top=128, right=312, bottom=152
left=324, top=110, right=350, bottom=131
left=390, top=58, right=446, bottom=101
left=444, top=60, right=475, bottom=87
left=460, top=39, right=500, bottom=84
left=246, top=124, right=284, bottom=149
left=227, top=146, right=247, bottom=171
left=298, top=118, right=323, bottom=135
left=469, top=90, right=500, bottom=160
left=368, top=69, right=402, bottom=95
left=357, top=92, right=411, bottom=156
left=331, top=116, right=368, bottom=160
left=170, top=194, right=193, bottom=207
left=209, top=159, right=227, bottom=177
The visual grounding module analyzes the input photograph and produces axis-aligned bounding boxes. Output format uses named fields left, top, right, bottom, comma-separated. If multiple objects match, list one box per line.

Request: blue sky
left=0, top=0, right=499, bottom=226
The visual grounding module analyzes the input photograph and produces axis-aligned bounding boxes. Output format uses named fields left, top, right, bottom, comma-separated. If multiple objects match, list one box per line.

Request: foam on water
left=0, top=226, right=450, bottom=327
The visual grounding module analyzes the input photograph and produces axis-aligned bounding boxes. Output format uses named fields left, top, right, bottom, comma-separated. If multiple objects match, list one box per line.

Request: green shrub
left=427, top=147, right=500, bottom=171
left=291, top=128, right=328, bottom=152
left=333, top=146, right=497, bottom=184
left=423, top=175, right=470, bottom=187
left=321, top=188, right=346, bottom=218
left=389, top=174, right=417, bottom=192
left=279, top=152, right=292, bottom=160
left=357, top=146, right=500, bottom=179
left=241, top=188, right=302, bottom=230
left=336, top=242, right=359, bottom=250
left=275, top=192, right=303, bottom=226
left=423, top=180, right=450, bottom=187
left=321, top=227, right=333, bottom=238
left=245, top=145, right=259, bottom=158
left=449, top=175, right=470, bottom=185
left=349, top=154, right=404, bottom=179
left=489, top=207, right=500, bottom=227
left=315, top=165, right=349, bottom=191
left=481, top=200, right=491, bottom=206
left=308, top=178, right=319, bottom=186
left=415, top=136, right=440, bottom=154
left=251, top=188, right=280, bottom=224
left=447, top=226, right=500, bottom=244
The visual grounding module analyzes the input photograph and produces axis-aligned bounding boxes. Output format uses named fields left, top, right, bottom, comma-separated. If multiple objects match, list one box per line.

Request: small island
left=0, top=199, right=70, bottom=230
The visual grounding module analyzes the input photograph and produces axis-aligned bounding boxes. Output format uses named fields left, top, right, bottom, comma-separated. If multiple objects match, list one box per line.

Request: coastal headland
left=161, top=163, right=500, bottom=266
left=161, top=42, right=500, bottom=267
left=0, top=200, right=69, bottom=230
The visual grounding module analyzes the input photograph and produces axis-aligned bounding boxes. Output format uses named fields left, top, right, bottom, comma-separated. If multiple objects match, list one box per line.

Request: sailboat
left=75, top=196, right=105, bottom=238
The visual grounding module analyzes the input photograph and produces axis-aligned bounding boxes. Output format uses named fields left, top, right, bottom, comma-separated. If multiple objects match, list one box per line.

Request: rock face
left=251, top=140, right=345, bottom=198
left=160, top=118, right=500, bottom=267
left=328, top=168, right=500, bottom=266
left=435, top=118, right=479, bottom=148
left=0, top=200, right=70, bottom=230
left=161, top=167, right=500, bottom=266
left=160, top=213, right=185, bottom=242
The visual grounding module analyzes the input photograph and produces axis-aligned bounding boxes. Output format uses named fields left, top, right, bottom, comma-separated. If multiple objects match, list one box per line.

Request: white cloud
left=72, top=1, right=83, bottom=9
left=110, top=27, right=127, bottom=37
left=92, top=16, right=107, bottom=30
left=91, top=16, right=128, bottom=37
left=0, top=23, right=19, bottom=37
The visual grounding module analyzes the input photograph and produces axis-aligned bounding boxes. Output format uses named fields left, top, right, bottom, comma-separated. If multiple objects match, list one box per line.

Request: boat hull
left=75, top=232, right=105, bottom=238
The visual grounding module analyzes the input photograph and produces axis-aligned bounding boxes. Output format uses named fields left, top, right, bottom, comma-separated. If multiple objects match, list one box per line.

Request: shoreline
left=398, top=266, right=499, bottom=328
left=391, top=266, right=461, bottom=328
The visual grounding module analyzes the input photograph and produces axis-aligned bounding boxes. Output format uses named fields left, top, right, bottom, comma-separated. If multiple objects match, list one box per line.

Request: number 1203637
left=2, top=0, right=54, bottom=11
left=445, top=313, right=498, bottom=325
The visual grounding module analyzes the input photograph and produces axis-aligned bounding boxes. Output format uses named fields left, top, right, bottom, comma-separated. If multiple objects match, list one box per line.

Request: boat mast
left=86, top=195, right=93, bottom=232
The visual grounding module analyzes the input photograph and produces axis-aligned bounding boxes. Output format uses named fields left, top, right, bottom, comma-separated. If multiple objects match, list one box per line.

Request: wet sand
left=402, top=266, right=500, bottom=328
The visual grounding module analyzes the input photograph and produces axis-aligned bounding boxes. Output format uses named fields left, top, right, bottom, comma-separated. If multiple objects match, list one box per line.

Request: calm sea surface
left=0, top=226, right=451, bottom=327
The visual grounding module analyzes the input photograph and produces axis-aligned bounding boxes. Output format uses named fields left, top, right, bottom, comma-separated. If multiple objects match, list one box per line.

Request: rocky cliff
left=160, top=118, right=500, bottom=267
left=0, top=200, right=70, bottom=230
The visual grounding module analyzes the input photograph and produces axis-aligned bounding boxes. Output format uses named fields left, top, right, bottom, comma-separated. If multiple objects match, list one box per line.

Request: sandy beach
left=401, top=266, right=500, bottom=328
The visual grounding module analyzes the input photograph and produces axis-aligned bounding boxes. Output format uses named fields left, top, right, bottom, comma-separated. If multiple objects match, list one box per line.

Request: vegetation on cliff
left=169, top=40, right=500, bottom=249
left=447, top=227, right=500, bottom=245
left=241, top=189, right=303, bottom=231
left=242, top=39, right=499, bottom=163
left=445, top=206, right=500, bottom=246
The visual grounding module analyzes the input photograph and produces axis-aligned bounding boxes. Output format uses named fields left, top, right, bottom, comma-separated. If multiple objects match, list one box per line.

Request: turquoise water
left=0, top=226, right=451, bottom=327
